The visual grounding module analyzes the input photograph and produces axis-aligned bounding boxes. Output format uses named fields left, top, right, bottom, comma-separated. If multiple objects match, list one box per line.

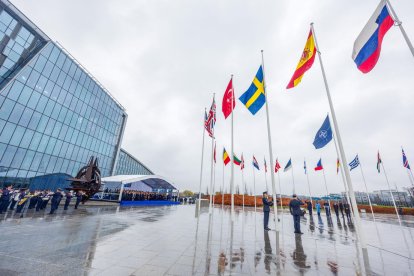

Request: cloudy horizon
left=12, top=0, right=414, bottom=197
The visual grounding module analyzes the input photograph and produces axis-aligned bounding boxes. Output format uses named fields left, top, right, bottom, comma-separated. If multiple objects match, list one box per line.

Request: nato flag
left=313, top=115, right=332, bottom=149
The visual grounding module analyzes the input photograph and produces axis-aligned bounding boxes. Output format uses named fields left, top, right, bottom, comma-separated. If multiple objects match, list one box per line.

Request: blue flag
left=313, top=115, right=333, bottom=149
left=239, top=66, right=266, bottom=115
left=349, top=155, right=360, bottom=171
left=283, top=158, right=292, bottom=172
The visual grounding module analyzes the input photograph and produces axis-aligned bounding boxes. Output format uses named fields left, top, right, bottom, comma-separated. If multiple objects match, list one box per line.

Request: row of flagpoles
left=198, top=0, right=413, bottom=273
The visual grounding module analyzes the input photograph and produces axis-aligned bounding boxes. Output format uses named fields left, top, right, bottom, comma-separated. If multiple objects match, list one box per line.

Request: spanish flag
left=223, top=148, right=230, bottom=166
left=286, top=29, right=316, bottom=89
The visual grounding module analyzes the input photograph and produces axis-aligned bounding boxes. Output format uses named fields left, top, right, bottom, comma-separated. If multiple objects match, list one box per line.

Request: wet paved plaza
left=1, top=204, right=414, bottom=275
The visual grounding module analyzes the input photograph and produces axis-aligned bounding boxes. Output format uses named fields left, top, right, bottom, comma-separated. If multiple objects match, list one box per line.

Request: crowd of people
left=0, top=185, right=86, bottom=216
left=121, top=190, right=178, bottom=201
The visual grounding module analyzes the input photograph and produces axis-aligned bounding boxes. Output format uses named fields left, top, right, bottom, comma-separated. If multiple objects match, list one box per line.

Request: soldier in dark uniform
left=64, top=191, right=73, bottom=210
left=306, top=201, right=313, bottom=216
left=339, top=201, right=344, bottom=218
left=262, top=192, right=273, bottom=231
left=289, top=194, right=304, bottom=234
left=49, top=189, right=63, bottom=214
left=0, top=185, right=12, bottom=213
left=344, top=202, right=352, bottom=221
left=333, top=201, right=340, bottom=219
left=74, top=191, right=83, bottom=209
left=35, top=191, right=44, bottom=211
left=15, top=189, right=28, bottom=214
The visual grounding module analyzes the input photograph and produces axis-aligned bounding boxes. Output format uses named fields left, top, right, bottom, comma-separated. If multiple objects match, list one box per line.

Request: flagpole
left=208, top=95, right=215, bottom=214
left=358, top=156, right=383, bottom=247
left=198, top=108, right=207, bottom=206
left=291, top=163, right=296, bottom=194
left=311, top=23, right=369, bottom=268
left=305, top=159, right=313, bottom=209
left=253, top=162, right=257, bottom=213
left=385, top=0, right=414, bottom=57
left=213, top=149, right=216, bottom=206
left=261, top=50, right=280, bottom=254
left=332, top=133, right=352, bottom=208
left=277, top=170, right=283, bottom=212
left=222, top=153, right=225, bottom=209
left=322, top=167, right=330, bottom=206
left=230, top=75, right=235, bottom=221
left=242, top=168, right=245, bottom=213
left=264, top=158, right=269, bottom=192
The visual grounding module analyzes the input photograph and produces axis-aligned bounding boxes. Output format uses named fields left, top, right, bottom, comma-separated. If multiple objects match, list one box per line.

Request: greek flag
left=349, top=155, right=360, bottom=171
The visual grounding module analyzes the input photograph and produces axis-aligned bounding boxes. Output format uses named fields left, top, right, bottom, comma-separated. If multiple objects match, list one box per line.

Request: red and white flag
left=274, top=159, right=281, bottom=173
left=222, top=78, right=235, bottom=119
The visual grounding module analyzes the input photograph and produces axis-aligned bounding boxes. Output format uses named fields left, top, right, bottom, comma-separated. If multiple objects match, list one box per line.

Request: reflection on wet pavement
left=0, top=204, right=414, bottom=275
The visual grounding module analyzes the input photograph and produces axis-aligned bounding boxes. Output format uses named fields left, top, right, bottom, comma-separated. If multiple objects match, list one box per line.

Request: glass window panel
left=54, top=157, right=63, bottom=172
left=60, top=141, right=69, bottom=157
left=18, top=107, right=33, bottom=128
left=50, top=84, right=61, bottom=101
left=44, top=118, right=55, bottom=136
left=5, top=168, right=18, bottom=178
left=35, top=96, right=48, bottom=112
left=62, top=58, right=71, bottom=73
left=42, top=61, right=54, bottom=78
left=37, top=134, right=50, bottom=153
left=44, top=99, right=55, bottom=116
left=48, top=46, right=60, bottom=63
left=56, top=71, right=66, bottom=87
left=53, top=139, right=63, bottom=156
left=9, top=125, right=25, bottom=147
left=26, top=171, right=36, bottom=178
left=28, top=132, right=42, bottom=151
left=45, top=137, right=56, bottom=155
left=58, top=124, right=68, bottom=140
left=56, top=52, right=66, bottom=68
left=10, top=148, right=26, bottom=169
left=36, top=116, right=49, bottom=134
left=51, top=103, right=61, bottom=120
left=17, top=170, right=28, bottom=178
left=56, top=87, right=66, bottom=104
left=20, top=129, right=34, bottom=149
left=8, top=102, right=24, bottom=124
left=17, top=86, right=33, bottom=106
left=38, top=154, right=50, bottom=172
left=67, top=144, right=74, bottom=159
left=0, top=98, right=15, bottom=121
left=28, top=111, right=41, bottom=130
left=7, top=80, right=24, bottom=101
left=0, top=121, right=16, bottom=143
left=36, top=76, right=49, bottom=95
left=26, top=70, right=40, bottom=89
left=63, top=110, right=73, bottom=126
left=46, top=156, right=57, bottom=173
left=34, top=55, right=47, bottom=73
left=40, top=42, right=53, bottom=59
left=61, top=159, right=69, bottom=173
left=51, top=120, right=62, bottom=138
left=49, top=66, right=60, bottom=82
left=0, top=142, right=7, bottom=161
left=27, top=90, right=41, bottom=109
left=0, top=145, right=17, bottom=167
left=30, top=152, right=43, bottom=171
left=63, top=75, right=72, bottom=91
left=21, top=150, right=35, bottom=170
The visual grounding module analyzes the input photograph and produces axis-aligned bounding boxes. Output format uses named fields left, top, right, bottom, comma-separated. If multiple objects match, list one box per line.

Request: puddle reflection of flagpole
left=276, top=168, right=284, bottom=248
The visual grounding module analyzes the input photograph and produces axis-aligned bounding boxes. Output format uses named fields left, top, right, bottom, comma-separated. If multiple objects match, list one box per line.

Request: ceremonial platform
left=0, top=204, right=413, bottom=275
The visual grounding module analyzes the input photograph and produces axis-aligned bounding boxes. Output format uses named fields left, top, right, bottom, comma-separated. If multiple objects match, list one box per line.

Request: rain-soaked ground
left=0, top=204, right=414, bottom=275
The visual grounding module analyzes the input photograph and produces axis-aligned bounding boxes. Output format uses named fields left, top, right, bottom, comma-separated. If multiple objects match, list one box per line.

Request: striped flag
left=283, top=158, right=292, bottom=172
left=241, top=154, right=245, bottom=170
left=275, top=159, right=281, bottom=173
left=402, top=148, right=411, bottom=170
left=253, top=156, right=260, bottom=170
left=234, top=154, right=241, bottom=166
left=349, top=155, right=360, bottom=171
left=205, top=97, right=216, bottom=138
left=286, top=29, right=317, bottom=89
left=336, top=158, right=340, bottom=174
left=223, top=148, right=230, bottom=166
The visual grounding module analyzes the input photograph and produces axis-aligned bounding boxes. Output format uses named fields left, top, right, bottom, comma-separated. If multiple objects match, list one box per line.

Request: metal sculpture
left=68, top=156, right=101, bottom=201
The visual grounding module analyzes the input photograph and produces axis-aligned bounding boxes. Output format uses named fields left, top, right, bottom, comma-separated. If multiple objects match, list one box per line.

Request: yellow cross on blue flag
left=239, top=66, right=265, bottom=115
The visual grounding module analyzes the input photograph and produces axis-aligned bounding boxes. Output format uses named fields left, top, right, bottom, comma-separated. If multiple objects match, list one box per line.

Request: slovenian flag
left=314, top=158, right=323, bottom=171
left=352, top=0, right=394, bottom=73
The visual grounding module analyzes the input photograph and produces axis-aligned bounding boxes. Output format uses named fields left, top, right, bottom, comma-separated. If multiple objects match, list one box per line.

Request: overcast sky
left=12, top=0, right=414, bottom=196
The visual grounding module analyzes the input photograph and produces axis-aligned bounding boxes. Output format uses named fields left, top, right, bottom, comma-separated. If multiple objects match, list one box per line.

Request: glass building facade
left=0, top=0, right=152, bottom=189
left=115, top=149, right=153, bottom=176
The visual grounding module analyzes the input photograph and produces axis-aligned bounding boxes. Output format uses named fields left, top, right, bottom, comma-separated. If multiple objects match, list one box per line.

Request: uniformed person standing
left=49, top=188, right=63, bottom=214
left=64, top=191, right=73, bottom=210
left=289, top=194, right=304, bottom=234
left=74, top=191, right=83, bottom=209
left=262, top=192, right=273, bottom=231
left=0, top=185, right=12, bottom=213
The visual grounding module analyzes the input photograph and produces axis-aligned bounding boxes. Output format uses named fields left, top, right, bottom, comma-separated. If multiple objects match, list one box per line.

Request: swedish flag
left=239, top=66, right=265, bottom=115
